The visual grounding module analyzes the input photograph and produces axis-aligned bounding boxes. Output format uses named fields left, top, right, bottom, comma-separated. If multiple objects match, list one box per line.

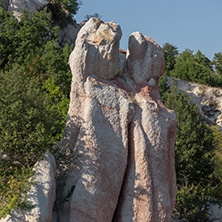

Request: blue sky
left=75, top=0, right=222, bottom=60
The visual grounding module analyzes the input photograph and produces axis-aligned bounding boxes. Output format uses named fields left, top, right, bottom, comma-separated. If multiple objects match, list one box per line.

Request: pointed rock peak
left=126, top=31, right=165, bottom=84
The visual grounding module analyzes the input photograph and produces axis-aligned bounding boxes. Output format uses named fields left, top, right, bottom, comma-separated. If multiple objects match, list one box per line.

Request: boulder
left=125, top=32, right=165, bottom=84
left=1, top=152, right=56, bottom=222
left=209, top=203, right=222, bottom=221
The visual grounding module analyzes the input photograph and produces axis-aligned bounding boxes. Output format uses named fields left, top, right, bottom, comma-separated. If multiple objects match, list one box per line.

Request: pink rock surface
left=55, top=22, right=177, bottom=222
left=56, top=18, right=134, bottom=222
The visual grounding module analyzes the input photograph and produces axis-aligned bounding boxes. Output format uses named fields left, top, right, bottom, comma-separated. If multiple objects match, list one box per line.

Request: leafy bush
left=162, top=86, right=215, bottom=185
left=170, top=49, right=211, bottom=85
left=159, top=76, right=222, bottom=221
left=162, top=42, right=179, bottom=74
left=48, top=0, right=81, bottom=27
left=174, top=177, right=220, bottom=222
left=0, top=5, right=73, bottom=218
left=0, top=65, right=66, bottom=218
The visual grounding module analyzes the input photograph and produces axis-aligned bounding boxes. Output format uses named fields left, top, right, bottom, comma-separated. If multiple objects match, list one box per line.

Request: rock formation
left=167, top=76, right=222, bottom=129
left=0, top=9, right=177, bottom=219
left=0, top=0, right=48, bottom=20
left=113, top=32, right=177, bottom=222
left=1, top=152, right=56, bottom=222
left=0, top=0, right=82, bottom=47
left=53, top=18, right=177, bottom=222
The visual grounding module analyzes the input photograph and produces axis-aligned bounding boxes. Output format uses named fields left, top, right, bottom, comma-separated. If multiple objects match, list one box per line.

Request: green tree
left=212, top=52, right=222, bottom=75
left=48, top=0, right=81, bottom=26
left=0, top=6, right=71, bottom=217
left=0, top=7, right=57, bottom=70
left=162, top=86, right=215, bottom=185
left=195, top=50, right=211, bottom=69
left=162, top=42, right=179, bottom=74
left=0, top=65, right=65, bottom=217
left=0, top=5, right=73, bottom=97
left=171, top=49, right=211, bottom=85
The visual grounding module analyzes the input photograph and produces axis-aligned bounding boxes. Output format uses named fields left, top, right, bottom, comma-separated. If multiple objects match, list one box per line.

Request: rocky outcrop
left=54, top=17, right=133, bottom=222
left=0, top=0, right=49, bottom=20
left=113, top=32, right=177, bottom=222
left=167, top=76, right=222, bottom=129
left=54, top=18, right=177, bottom=222
left=0, top=6, right=177, bottom=218
left=1, top=152, right=56, bottom=222
left=57, top=22, right=82, bottom=47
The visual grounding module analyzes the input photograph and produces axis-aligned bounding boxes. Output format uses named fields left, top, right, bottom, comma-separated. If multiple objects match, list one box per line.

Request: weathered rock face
left=57, top=22, right=82, bottom=47
left=167, top=76, right=222, bottom=129
left=113, top=32, right=177, bottom=222
left=55, top=20, right=177, bottom=222
left=55, top=18, right=134, bottom=222
left=125, top=32, right=165, bottom=84
left=1, top=152, right=56, bottom=222
left=1, top=0, right=49, bottom=20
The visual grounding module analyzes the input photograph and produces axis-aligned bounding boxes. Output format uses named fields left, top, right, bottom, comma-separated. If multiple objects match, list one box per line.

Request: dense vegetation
left=161, top=44, right=222, bottom=221
left=162, top=42, right=222, bottom=87
left=0, top=3, right=76, bottom=217
left=1, top=2, right=222, bottom=221
left=159, top=76, right=222, bottom=221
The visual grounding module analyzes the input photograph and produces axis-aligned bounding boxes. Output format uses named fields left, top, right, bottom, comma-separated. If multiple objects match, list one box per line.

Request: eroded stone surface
left=0, top=13, right=177, bottom=221
left=1, top=152, right=56, bottom=222
left=55, top=18, right=135, bottom=222
left=167, top=76, right=222, bottom=129
left=55, top=21, right=177, bottom=222
left=113, top=33, right=177, bottom=222
left=2, top=0, right=48, bottom=21
left=125, top=32, right=165, bottom=84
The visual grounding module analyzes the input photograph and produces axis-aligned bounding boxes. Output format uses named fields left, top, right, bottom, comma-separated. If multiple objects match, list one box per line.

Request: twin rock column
left=56, top=18, right=177, bottom=222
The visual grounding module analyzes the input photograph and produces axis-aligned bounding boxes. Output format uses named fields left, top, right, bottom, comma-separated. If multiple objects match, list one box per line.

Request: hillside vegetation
left=0, top=4, right=74, bottom=217
left=160, top=44, right=222, bottom=221
left=1, top=3, right=222, bottom=221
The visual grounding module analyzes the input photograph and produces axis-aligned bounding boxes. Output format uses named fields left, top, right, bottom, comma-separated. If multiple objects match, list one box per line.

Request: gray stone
left=1, top=152, right=56, bottom=222
left=5, top=0, right=48, bottom=21
left=167, top=76, right=222, bottom=129
left=56, top=18, right=134, bottom=222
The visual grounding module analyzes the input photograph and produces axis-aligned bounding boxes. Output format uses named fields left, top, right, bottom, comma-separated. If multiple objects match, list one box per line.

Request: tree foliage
left=170, top=49, right=211, bottom=85
left=212, top=52, right=222, bottom=75
left=162, top=44, right=222, bottom=87
left=48, top=0, right=81, bottom=26
left=162, top=86, right=215, bottom=184
left=162, top=42, right=179, bottom=74
left=0, top=6, right=72, bottom=218
left=159, top=77, right=222, bottom=220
